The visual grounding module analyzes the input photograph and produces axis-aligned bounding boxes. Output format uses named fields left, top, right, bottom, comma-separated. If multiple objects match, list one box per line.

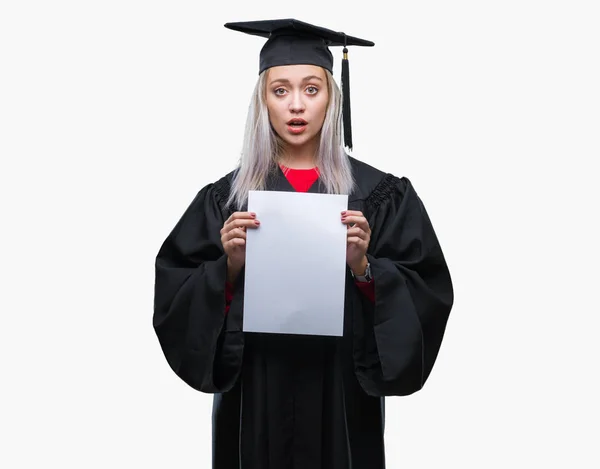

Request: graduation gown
left=153, top=157, right=453, bottom=469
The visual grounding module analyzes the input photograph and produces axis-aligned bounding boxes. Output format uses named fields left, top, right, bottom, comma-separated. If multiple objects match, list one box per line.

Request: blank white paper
left=243, top=190, right=348, bottom=336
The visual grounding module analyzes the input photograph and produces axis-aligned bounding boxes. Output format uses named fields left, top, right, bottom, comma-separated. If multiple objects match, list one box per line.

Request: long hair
left=226, top=69, right=355, bottom=210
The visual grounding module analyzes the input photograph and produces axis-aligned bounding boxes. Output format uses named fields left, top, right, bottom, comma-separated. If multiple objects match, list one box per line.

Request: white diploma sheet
left=243, top=190, right=348, bottom=336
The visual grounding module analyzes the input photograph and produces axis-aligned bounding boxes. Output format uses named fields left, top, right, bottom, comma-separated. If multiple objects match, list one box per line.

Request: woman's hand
left=341, top=210, right=371, bottom=275
left=220, top=212, right=260, bottom=282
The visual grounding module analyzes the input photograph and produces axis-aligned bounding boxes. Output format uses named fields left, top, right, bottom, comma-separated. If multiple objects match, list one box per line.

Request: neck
left=279, top=143, right=318, bottom=169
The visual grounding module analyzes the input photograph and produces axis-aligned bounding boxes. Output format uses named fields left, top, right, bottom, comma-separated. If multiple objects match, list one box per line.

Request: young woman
left=153, top=19, right=453, bottom=469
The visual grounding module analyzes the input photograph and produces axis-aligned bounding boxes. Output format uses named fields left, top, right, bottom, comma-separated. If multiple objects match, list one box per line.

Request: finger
left=341, top=210, right=364, bottom=217
left=224, top=216, right=257, bottom=231
left=347, top=227, right=369, bottom=240
left=228, top=211, right=256, bottom=221
left=221, top=224, right=242, bottom=236
left=222, top=227, right=248, bottom=243
left=224, top=237, right=246, bottom=249
left=231, top=218, right=260, bottom=230
left=341, top=216, right=370, bottom=233
left=226, top=227, right=246, bottom=239
left=346, top=236, right=368, bottom=247
left=341, top=215, right=367, bottom=224
left=222, top=218, right=260, bottom=234
left=225, top=211, right=256, bottom=226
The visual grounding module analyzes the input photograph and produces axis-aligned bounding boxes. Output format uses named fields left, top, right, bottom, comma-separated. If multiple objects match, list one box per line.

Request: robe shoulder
left=348, top=156, right=387, bottom=201
left=348, top=156, right=413, bottom=213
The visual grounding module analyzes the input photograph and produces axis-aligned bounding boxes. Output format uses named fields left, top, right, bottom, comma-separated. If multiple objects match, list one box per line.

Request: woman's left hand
left=341, top=210, right=371, bottom=274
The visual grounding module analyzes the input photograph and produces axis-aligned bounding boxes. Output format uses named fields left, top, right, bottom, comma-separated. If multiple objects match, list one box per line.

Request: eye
left=274, top=88, right=287, bottom=96
left=306, top=86, right=319, bottom=95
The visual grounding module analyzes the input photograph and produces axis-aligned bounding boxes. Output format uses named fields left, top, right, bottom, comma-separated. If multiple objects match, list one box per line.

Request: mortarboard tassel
left=341, top=46, right=352, bottom=151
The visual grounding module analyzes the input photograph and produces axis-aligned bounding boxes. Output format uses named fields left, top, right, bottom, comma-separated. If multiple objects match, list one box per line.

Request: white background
left=1, top=0, right=599, bottom=467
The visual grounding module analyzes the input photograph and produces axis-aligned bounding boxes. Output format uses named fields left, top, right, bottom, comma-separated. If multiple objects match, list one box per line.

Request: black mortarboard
left=224, top=19, right=374, bottom=151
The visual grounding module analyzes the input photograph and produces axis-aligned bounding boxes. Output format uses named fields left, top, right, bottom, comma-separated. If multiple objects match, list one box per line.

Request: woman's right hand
left=220, top=211, right=260, bottom=282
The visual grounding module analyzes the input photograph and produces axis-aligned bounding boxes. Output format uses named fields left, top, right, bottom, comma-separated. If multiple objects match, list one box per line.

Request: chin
left=282, top=134, right=319, bottom=149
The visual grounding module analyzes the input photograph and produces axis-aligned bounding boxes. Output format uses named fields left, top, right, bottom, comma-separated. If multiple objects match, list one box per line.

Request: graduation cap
left=224, top=19, right=375, bottom=151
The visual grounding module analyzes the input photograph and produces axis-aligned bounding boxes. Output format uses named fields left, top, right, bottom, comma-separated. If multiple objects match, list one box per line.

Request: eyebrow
left=269, top=75, right=324, bottom=86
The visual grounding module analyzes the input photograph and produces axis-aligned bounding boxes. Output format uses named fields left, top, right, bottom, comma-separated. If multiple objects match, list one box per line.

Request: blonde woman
left=153, top=19, right=453, bottom=469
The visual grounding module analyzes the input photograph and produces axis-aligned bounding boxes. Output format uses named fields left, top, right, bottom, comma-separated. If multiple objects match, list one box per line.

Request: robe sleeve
left=353, top=175, right=453, bottom=397
left=153, top=183, right=243, bottom=393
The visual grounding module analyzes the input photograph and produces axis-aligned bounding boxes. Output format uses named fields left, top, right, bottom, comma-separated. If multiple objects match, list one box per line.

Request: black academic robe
left=153, top=157, right=453, bottom=469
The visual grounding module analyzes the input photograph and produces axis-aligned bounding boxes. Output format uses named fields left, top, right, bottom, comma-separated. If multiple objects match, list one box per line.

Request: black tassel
left=341, top=46, right=352, bottom=151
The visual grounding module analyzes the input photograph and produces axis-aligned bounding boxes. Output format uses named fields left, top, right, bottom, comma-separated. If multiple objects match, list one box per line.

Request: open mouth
left=287, top=119, right=308, bottom=127
left=287, top=119, right=308, bottom=134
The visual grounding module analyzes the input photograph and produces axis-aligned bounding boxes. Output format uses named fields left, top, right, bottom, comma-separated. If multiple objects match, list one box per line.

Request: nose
left=289, top=90, right=305, bottom=113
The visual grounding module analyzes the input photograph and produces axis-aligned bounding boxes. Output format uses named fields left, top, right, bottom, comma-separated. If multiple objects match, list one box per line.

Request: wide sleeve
left=153, top=183, right=243, bottom=393
left=352, top=175, right=453, bottom=397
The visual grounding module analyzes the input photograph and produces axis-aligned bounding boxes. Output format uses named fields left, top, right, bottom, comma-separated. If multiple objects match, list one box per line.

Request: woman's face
left=265, top=64, right=329, bottom=154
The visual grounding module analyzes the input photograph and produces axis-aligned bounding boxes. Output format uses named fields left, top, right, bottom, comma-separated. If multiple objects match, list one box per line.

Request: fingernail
left=254, top=220, right=260, bottom=225
left=341, top=211, right=347, bottom=215
left=250, top=213, right=256, bottom=218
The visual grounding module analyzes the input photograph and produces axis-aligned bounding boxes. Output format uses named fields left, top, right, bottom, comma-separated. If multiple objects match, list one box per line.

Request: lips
left=287, top=118, right=308, bottom=126
left=286, top=118, right=308, bottom=134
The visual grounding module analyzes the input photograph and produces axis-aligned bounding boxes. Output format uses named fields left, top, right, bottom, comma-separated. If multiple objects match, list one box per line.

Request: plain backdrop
left=1, top=1, right=599, bottom=467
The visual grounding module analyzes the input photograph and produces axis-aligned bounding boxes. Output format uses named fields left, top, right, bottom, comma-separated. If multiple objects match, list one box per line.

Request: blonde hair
left=226, top=69, right=355, bottom=209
